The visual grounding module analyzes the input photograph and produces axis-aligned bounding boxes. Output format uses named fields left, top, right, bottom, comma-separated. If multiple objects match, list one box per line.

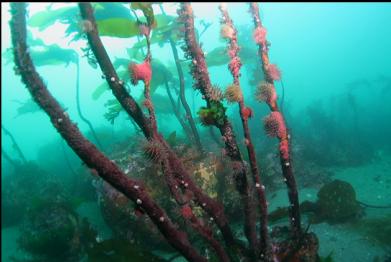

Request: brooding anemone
left=224, top=84, right=242, bottom=103
left=128, top=59, right=152, bottom=85
left=209, top=85, right=224, bottom=102
left=256, top=81, right=277, bottom=105
left=263, top=111, right=286, bottom=138
left=143, top=140, right=167, bottom=163
left=265, top=64, right=281, bottom=81
left=220, top=24, right=235, bottom=39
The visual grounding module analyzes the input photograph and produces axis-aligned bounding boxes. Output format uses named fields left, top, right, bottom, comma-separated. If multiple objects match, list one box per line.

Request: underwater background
left=1, top=2, right=391, bottom=261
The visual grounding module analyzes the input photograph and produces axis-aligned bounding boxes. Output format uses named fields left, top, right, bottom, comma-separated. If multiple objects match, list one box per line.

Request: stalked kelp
left=9, top=3, right=320, bottom=261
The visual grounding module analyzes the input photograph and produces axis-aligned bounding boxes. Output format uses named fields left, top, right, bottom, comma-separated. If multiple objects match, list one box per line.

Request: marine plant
left=10, top=3, right=319, bottom=261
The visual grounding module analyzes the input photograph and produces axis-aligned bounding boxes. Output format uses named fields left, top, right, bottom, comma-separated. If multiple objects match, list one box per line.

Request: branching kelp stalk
left=178, top=3, right=258, bottom=258
left=79, top=2, right=243, bottom=257
left=1, top=124, right=27, bottom=164
left=249, top=2, right=301, bottom=238
left=9, top=3, right=206, bottom=261
left=159, top=4, right=204, bottom=153
left=219, top=4, right=271, bottom=260
left=75, top=56, right=103, bottom=149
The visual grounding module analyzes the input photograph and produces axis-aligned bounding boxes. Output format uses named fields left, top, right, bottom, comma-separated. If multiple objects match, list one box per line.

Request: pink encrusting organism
left=229, top=56, right=241, bottom=78
left=263, top=111, right=287, bottom=139
left=279, top=139, right=289, bottom=160
left=128, top=59, right=152, bottom=85
left=266, top=64, right=281, bottom=81
left=253, top=26, right=267, bottom=46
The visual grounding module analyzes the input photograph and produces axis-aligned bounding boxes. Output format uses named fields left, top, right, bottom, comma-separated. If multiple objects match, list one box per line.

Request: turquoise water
left=2, top=3, right=391, bottom=261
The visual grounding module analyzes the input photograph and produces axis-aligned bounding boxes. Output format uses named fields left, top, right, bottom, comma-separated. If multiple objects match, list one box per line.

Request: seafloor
left=3, top=152, right=390, bottom=262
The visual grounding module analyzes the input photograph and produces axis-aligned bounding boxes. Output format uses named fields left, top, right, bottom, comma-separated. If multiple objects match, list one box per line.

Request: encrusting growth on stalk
left=249, top=2, right=302, bottom=239
left=219, top=3, right=272, bottom=260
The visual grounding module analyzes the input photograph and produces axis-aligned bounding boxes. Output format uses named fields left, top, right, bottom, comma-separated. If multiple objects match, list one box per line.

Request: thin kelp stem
left=219, top=5, right=271, bottom=260
left=164, top=79, right=193, bottom=141
left=178, top=3, right=258, bottom=258
left=75, top=57, right=103, bottom=149
left=159, top=3, right=203, bottom=152
left=168, top=37, right=203, bottom=153
left=249, top=2, right=301, bottom=238
left=10, top=4, right=206, bottom=261
left=1, top=124, right=27, bottom=164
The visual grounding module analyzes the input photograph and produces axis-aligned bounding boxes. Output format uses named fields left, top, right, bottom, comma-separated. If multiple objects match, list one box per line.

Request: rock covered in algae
left=316, top=179, right=362, bottom=224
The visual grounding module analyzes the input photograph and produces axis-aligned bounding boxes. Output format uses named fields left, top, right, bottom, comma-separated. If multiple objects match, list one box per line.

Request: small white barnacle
left=202, top=203, right=206, bottom=207
left=118, top=80, right=124, bottom=85
left=63, top=111, right=69, bottom=117
left=255, top=183, right=260, bottom=188
left=184, top=183, right=189, bottom=188
left=285, top=162, right=290, bottom=167
left=133, top=185, right=139, bottom=190
left=136, top=199, right=142, bottom=205
left=110, top=77, right=116, bottom=82
left=159, top=216, right=165, bottom=222
left=57, top=118, right=63, bottom=123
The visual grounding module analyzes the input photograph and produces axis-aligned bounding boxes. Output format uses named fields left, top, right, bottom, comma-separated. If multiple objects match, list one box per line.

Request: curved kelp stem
left=10, top=4, right=206, bottom=261
left=1, top=124, right=27, bottom=164
left=249, top=2, right=301, bottom=238
left=219, top=5, right=271, bottom=260
left=164, top=79, right=193, bottom=141
left=159, top=4, right=203, bottom=152
left=178, top=3, right=258, bottom=258
left=75, top=57, right=103, bottom=149
left=168, top=38, right=203, bottom=152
